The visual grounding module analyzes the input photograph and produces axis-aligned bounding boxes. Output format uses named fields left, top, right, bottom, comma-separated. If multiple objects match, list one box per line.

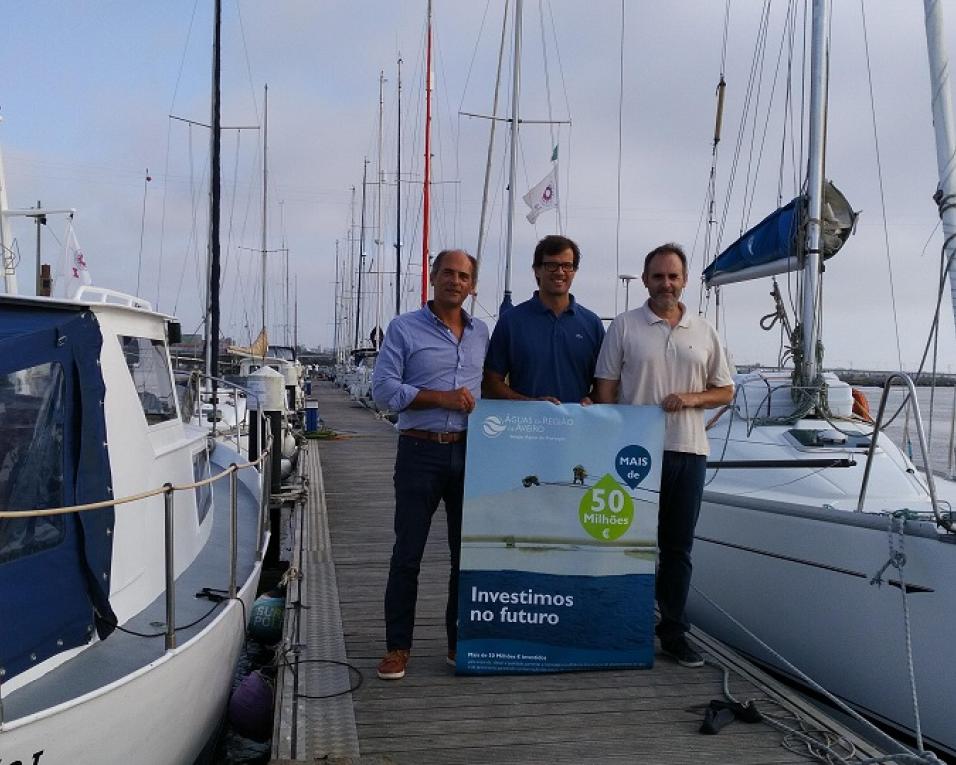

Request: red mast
left=421, top=0, right=433, bottom=306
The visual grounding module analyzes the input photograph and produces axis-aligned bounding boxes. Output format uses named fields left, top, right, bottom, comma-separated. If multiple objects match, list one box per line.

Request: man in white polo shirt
left=593, top=243, right=733, bottom=668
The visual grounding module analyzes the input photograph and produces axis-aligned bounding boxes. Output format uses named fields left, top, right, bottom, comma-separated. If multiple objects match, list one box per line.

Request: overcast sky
left=2, top=1, right=955, bottom=370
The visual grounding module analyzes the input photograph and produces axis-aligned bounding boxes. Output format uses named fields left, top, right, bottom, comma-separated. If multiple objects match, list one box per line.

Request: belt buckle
left=436, top=431, right=449, bottom=444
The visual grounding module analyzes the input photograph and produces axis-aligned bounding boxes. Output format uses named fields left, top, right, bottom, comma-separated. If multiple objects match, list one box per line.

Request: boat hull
left=0, top=571, right=260, bottom=765
left=688, top=494, right=956, bottom=757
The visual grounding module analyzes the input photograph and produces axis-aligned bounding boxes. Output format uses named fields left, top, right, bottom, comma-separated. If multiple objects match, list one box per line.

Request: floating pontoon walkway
left=270, top=382, right=892, bottom=764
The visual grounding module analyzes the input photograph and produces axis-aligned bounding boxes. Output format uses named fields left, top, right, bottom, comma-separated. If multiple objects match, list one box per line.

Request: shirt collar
left=422, top=301, right=474, bottom=329
left=531, top=290, right=577, bottom=314
left=640, top=299, right=690, bottom=327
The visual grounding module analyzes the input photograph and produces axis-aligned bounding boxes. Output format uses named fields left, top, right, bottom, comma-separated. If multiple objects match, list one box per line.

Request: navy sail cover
left=0, top=302, right=116, bottom=680
left=703, top=181, right=857, bottom=287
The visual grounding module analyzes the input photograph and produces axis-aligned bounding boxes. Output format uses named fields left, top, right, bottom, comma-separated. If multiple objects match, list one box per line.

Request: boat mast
left=333, top=239, right=341, bottom=360
left=347, top=184, right=356, bottom=359
left=923, top=0, right=956, bottom=338
left=421, top=0, right=433, bottom=306
left=355, top=158, right=369, bottom=349
left=799, top=0, right=828, bottom=389
left=502, top=0, right=523, bottom=315
left=206, top=0, right=223, bottom=386
left=395, top=55, right=403, bottom=317
left=376, top=70, right=386, bottom=342
left=260, top=84, right=269, bottom=358
left=0, top=132, right=17, bottom=295
left=281, top=200, right=288, bottom=345
left=471, top=0, right=510, bottom=316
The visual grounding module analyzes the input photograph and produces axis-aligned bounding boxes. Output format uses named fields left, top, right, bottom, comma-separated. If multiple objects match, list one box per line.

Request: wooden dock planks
left=271, top=382, right=891, bottom=764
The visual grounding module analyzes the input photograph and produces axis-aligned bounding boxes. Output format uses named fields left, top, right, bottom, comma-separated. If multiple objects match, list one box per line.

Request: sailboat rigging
left=684, top=1, right=956, bottom=758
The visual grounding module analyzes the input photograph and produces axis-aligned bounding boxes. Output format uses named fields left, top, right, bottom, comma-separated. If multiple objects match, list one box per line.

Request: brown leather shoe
left=445, top=650, right=456, bottom=668
left=377, top=649, right=410, bottom=680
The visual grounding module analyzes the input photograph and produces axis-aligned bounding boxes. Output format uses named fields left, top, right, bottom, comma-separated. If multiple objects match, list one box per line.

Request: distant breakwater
left=735, top=365, right=956, bottom=388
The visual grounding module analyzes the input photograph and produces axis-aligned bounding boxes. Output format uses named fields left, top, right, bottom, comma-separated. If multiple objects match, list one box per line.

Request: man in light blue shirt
left=372, top=249, right=489, bottom=680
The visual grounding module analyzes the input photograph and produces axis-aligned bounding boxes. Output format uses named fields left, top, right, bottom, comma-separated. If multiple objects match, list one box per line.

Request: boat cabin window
left=193, top=448, right=212, bottom=524
left=120, top=336, right=178, bottom=425
left=787, top=429, right=871, bottom=449
left=0, top=362, right=66, bottom=564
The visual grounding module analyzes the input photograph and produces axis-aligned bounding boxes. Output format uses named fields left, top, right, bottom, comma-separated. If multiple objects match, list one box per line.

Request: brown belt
left=400, top=428, right=467, bottom=444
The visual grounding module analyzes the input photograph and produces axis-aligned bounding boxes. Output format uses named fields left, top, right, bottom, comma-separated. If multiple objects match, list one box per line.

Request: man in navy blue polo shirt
left=483, top=234, right=605, bottom=403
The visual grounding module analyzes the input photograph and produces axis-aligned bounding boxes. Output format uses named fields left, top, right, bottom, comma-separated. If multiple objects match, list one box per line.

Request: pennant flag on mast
left=523, top=147, right=559, bottom=224
left=60, top=220, right=92, bottom=298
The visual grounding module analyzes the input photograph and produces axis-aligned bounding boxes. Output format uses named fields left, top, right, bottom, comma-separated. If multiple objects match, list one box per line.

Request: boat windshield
left=120, top=336, right=179, bottom=425
left=268, top=346, right=295, bottom=362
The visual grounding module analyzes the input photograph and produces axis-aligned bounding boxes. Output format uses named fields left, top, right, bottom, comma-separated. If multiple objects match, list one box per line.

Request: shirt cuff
left=390, top=383, right=421, bottom=412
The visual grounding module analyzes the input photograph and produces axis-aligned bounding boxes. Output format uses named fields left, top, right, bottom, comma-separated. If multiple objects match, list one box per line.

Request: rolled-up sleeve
left=372, top=324, right=419, bottom=412
left=706, top=326, right=735, bottom=389
left=594, top=317, right=624, bottom=381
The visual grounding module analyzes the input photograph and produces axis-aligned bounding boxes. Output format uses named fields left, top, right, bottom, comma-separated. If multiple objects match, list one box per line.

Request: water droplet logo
left=615, top=445, right=652, bottom=489
left=482, top=415, right=506, bottom=438
left=579, top=474, right=634, bottom=541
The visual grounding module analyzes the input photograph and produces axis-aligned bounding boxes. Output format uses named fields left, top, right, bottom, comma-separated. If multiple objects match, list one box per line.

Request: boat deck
left=270, top=382, right=892, bottom=764
left=2, top=440, right=261, bottom=721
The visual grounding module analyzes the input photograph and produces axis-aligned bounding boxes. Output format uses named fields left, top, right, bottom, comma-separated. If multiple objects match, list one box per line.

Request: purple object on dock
left=228, top=669, right=275, bottom=742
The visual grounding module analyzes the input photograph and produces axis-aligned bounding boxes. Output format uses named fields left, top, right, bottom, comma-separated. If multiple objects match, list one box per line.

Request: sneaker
left=661, top=637, right=704, bottom=668
left=445, top=650, right=456, bottom=668
left=377, top=649, right=410, bottom=680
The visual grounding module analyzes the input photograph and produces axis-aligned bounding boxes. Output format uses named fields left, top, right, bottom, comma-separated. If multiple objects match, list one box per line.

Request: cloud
left=2, top=0, right=953, bottom=368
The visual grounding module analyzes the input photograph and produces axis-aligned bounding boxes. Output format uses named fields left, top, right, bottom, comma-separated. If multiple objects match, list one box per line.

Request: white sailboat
left=0, top=2, right=269, bottom=762
left=687, top=1, right=956, bottom=758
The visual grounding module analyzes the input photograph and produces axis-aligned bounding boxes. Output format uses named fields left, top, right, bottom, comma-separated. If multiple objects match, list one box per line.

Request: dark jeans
left=384, top=435, right=466, bottom=651
left=655, top=450, right=707, bottom=643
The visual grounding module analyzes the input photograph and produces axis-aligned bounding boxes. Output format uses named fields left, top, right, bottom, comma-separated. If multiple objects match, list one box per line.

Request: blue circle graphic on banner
left=615, top=445, right=652, bottom=489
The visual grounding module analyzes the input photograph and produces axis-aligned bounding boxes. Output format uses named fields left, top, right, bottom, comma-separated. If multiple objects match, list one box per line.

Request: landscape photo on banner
left=457, top=400, right=664, bottom=674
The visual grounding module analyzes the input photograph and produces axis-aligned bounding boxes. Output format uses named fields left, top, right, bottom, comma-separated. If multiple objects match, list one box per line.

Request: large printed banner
left=456, top=400, right=664, bottom=674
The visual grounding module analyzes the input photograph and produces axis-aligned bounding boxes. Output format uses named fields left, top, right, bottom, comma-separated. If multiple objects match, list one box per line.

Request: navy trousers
left=655, top=450, right=707, bottom=643
left=384, top=435, right=466, bottom=651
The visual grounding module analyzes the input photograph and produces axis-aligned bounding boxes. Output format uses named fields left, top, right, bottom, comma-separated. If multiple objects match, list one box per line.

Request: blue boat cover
left=0, top=303, right=116, bottom=680
left=703, top=182, right=856, bottom=287
left=703, top=198, right=800, bottom=285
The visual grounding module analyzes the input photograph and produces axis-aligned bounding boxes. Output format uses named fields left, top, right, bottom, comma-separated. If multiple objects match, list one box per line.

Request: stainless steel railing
left=0, top=443, right=272, bottom=654
left=857, top=373, right=954, bottom=532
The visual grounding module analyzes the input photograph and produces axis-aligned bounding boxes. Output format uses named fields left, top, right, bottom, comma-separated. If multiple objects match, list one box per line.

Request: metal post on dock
left=229, top=466, right=238, bottom=599
left=248, top=401, right=261, bottom=465
left=268, top=410, right=282, bottom=495
left=256, top=434, right=270, bottom=562
left=163, top=483, right=177, bottom=650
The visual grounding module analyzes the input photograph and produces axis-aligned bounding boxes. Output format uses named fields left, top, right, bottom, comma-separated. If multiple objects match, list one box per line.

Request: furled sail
left=703, top=181, right=857, bottom=287
left=228, top=327, right=269, bottom=357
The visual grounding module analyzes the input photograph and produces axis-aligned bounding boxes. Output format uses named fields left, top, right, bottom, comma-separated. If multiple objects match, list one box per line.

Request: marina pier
left=267, top=381, right=895, bottom=764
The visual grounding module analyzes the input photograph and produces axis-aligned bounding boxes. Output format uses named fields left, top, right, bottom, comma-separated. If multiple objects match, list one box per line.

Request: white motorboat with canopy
left=0, top=289, right=270, bottom=764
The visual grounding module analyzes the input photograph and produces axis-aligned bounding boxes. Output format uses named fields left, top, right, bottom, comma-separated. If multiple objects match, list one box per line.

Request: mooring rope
left=690, top=581, right=942, bottom=763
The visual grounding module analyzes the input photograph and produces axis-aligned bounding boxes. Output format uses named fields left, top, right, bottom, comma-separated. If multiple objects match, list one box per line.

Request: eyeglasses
left=538, top=262, right=577, bottom=273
